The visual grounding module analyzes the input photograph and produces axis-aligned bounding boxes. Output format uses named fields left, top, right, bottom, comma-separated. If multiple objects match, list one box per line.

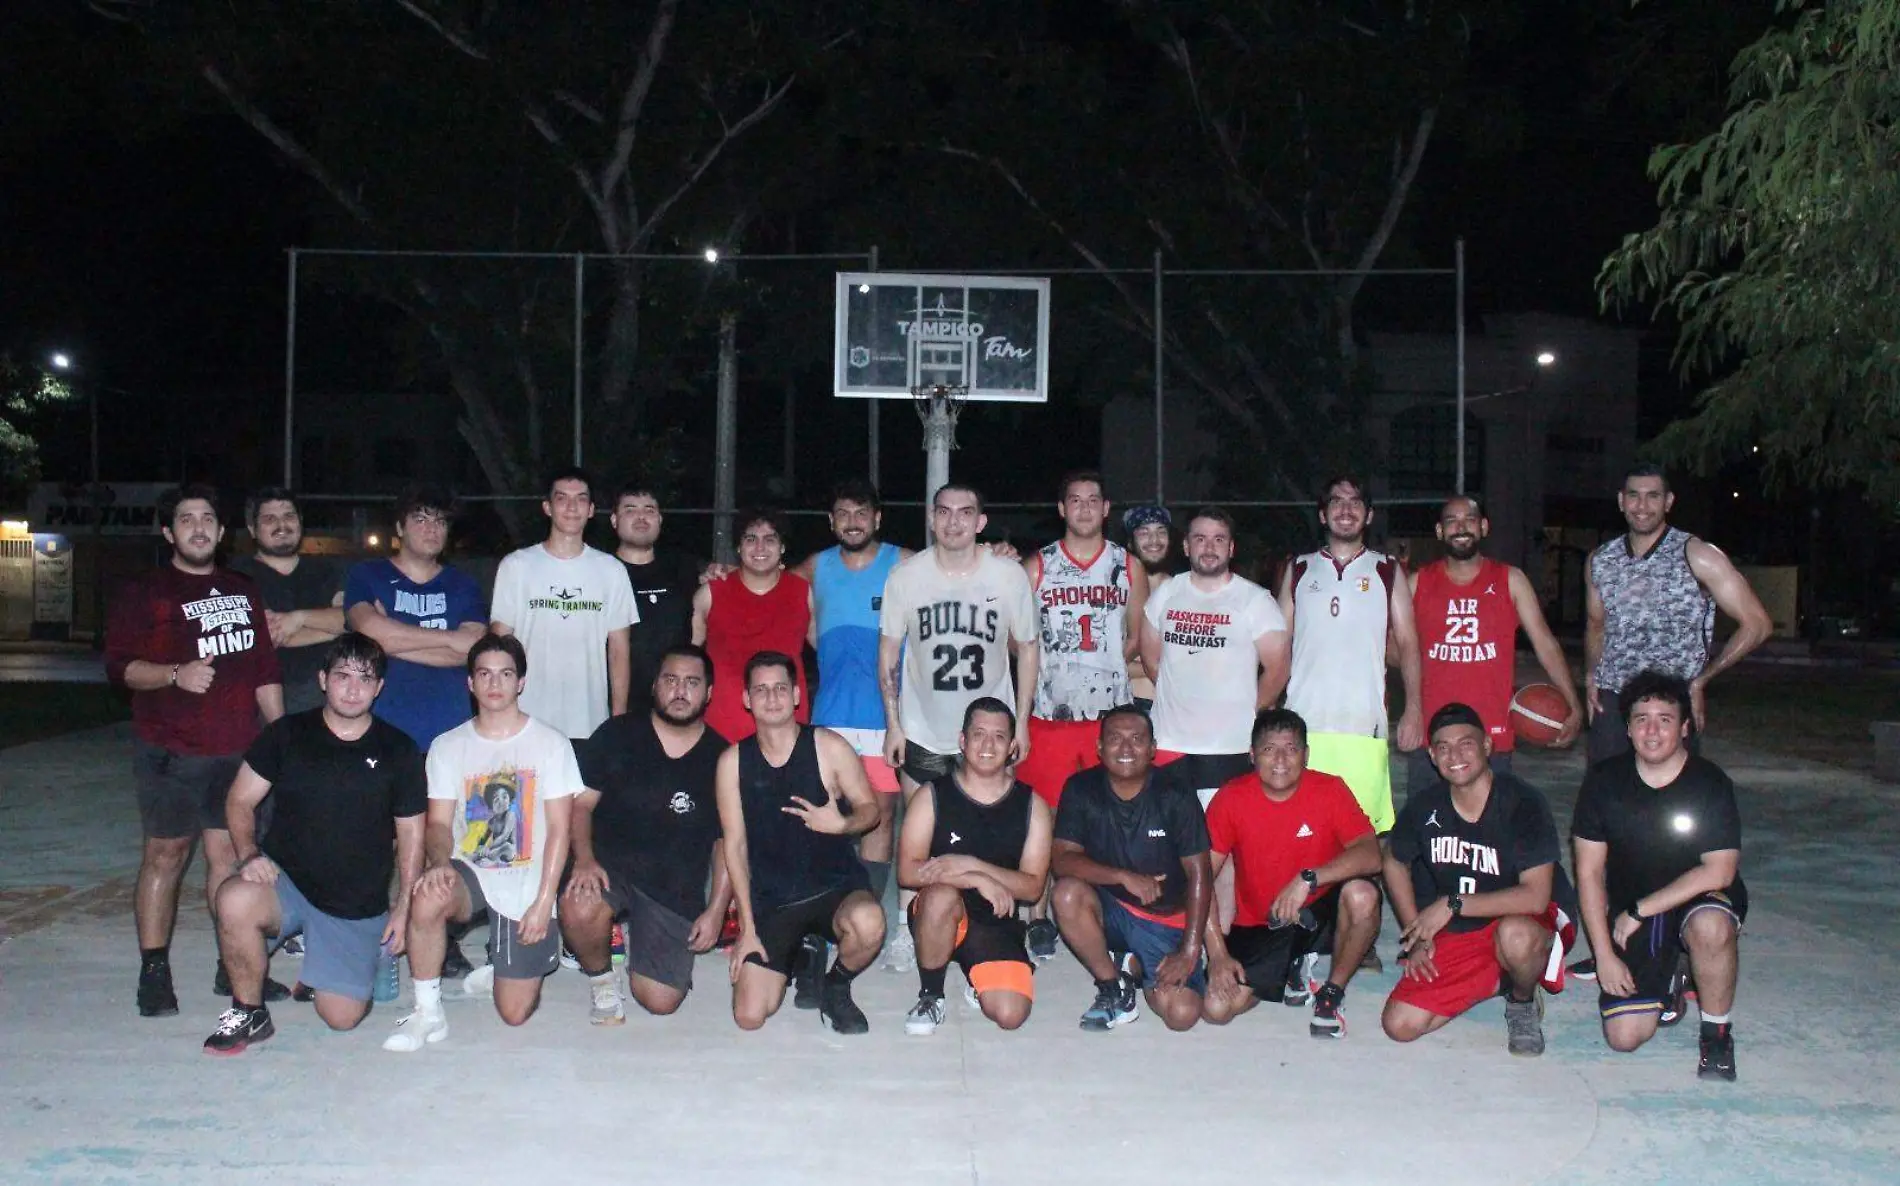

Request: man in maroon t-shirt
left=105, top=484, right=284, bottom=1018
left=1200, top=708, right=1382, bottom=1037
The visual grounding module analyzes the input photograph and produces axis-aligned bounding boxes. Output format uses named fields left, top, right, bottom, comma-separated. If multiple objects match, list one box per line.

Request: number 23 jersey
left=879, top=549, right=1038, bottom=755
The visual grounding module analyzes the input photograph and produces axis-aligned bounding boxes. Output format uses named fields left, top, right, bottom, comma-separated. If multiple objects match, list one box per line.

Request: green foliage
left=1600, top=0, right=1900, bottom=505
left=0, top=357, right=78, bottom=500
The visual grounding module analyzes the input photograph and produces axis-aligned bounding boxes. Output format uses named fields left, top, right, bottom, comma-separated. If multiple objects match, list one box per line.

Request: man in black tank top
left=897, top=697, right=1054, bottom=1035
left=715, top=651, right=885, bottom=1035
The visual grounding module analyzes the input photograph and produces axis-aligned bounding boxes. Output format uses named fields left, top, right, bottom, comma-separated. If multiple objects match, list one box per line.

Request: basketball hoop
left=910, top=383, right=970, bottom=452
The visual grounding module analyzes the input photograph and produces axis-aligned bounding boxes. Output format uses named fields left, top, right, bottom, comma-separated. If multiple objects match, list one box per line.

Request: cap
left=1428, top=702, right=1487, bottom=739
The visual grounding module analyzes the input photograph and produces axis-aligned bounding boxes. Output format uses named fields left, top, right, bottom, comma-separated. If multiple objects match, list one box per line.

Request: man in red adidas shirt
left=1406, top=495, right=1582, bottom=795
left=1199, top=708, right=1382, bottom=1038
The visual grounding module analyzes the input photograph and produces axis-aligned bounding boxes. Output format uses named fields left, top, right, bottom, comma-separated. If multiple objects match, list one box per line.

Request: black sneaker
left=818, top=978, right=870, bottom=1035
left=792, top=935, right=828, bottom=1011
left=137, top=962, right=179, bottom=1018
left=1657, top=960, right=1689, bottom=1028
left=1026, top=918, right=1060, bottom=963
left=440, top=939, right=475, bottom=980
left=1568, top=957, right=1598, bottom=981
left=290, top=982, right=316, bottom=1003
left=1698, top=1024, right=1737, bottom=1082
left=202, top=1005, right=275, bottom=1056
left=213, top=961, right=291, bottom=1002
left=1310, top=982, right=1346, bottom=1039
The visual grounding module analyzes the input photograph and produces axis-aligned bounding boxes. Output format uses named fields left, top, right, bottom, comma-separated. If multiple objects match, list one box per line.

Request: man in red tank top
left=1406, top=496, right=1582, bottom=794
left=692, top=509, right=813, bottom=742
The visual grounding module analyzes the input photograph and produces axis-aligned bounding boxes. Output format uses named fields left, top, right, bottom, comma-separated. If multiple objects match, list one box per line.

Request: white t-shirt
left=1285, top=548, right=1397, bottom=737
left=879, top=548, right=1038, bottom=755
left=490, top=543, right=637, bottom=739
left=1144, top=572, right=1287, bottom=754
left=426, top=715, right=582, bottom=921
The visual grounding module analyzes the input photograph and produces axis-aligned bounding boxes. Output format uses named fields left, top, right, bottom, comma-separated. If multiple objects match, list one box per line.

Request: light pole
left=50, top=351, right=108, bottom=647
left=1455, top=349, right=1558, bottom=494
left=49, top=353, right=96, bottom=485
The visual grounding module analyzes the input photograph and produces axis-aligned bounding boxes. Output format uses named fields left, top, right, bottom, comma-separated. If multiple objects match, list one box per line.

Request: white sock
left=413, top=977, right=442, bottom=1012
left=589, top=970, right=614, bottom=987
left=1701, top=1010, right=1730, bottom=1025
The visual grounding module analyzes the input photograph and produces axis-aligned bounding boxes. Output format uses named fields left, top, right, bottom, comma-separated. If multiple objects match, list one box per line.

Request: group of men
left=106, top=462, right=1765, bottom=1082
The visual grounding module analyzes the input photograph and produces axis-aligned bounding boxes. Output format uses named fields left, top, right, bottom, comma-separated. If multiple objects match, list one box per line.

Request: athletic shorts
left=1305, top=732, right=1394, bottom=833
left=901, top=743, right=957, bottom=788
left=907, top=899, right=1034, bottom=1000
left=134, top=743, right=242, bottom=839
left=1097, top=888, right=1206, bottom=995
left=1223, top=890, right=1342, bottom=1001
left=1389, top=903, right=1570, bottom=1021
left=1404, top=748, right=1511, bottom=797
left=1153, top=750, right=1254, bottom=807
left=830, top=726, right=900, bottom=794
left=455, top=861, right=560, bottom=980
left=1600, top=889, right=1746, bottom=1021
left=1018, top=717, right=1103, bottom=808
left=598, top=878, right=696, bottom=992
left=273, top=873, right=387, bottom=1002
left=748, top=886, right=872, bottom=977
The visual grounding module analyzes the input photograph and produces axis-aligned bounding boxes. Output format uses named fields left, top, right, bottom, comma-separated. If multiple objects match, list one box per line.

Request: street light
left=51, top=352, right=72, bottom=372
left=1456, top=350, right=1561, bottom=494
left=49, top=350, right=97, bottom=485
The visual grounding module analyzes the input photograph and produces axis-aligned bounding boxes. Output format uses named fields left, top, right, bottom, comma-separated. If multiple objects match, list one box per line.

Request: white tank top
left=1032, top=540, right=1132, bottom=721
left=1285, top=548, right=1397, bottom=738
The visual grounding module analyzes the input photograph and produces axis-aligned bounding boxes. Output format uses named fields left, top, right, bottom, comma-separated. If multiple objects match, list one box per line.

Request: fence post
left=1153, top=250, right=1165, bottom=505
left=573, top=253, right=585, bottom=467
left=283, top=248, right=298, bottom=487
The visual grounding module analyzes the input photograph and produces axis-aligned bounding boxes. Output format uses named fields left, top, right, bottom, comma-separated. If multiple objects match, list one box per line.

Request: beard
left=657, top=698, right=707, bottom=726
left=258, top=537, right=301, bottom=559
left=1444, top=536, right=1480, bottom=561
left=837, top=533, right=875, bottom=554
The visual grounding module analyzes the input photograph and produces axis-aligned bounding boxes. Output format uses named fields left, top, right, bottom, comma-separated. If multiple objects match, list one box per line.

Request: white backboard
left=834, top=273, right=1050, bottom=401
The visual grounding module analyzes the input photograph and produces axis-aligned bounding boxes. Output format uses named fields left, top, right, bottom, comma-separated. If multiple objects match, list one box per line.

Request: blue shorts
left=1098, top=888, right=1206, bottom=995
left=275, top=875, right=388, bottom=1002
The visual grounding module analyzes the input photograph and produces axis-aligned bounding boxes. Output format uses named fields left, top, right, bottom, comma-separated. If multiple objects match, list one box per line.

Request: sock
left=413, top=977, right=443, bottom=1013
left=918, top=964, right=948, bottom=998
left=140, top=946, right=170, bottom=967
left=1095, top=977, right=1121, bottom=996
left=1507, top=987, right=1536, bottom=1003
left=826, top=956, right=866, bottom=986
left=582, top=963, right=613, bottom=980
left=234, top=999, right=263, bottom=1013
left=860, top=859, right=892, bottom=901
left=1701, top=1011, right=1730, bottom=1025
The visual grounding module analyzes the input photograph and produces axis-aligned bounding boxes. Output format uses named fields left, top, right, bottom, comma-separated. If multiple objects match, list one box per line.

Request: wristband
left=169, top=664, right=180, bottom=686
left=1624, top=903, right=1644, bottom=923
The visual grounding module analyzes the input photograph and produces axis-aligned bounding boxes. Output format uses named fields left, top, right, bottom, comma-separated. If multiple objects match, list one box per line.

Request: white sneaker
left=382, top=1009, right=448, bottom=1052
left=461, top=964, right=494, bottom=998
left=882, top=929, right=916, bottom=974
left=964, top=983, right=981, bottom=1011
left=589, top=976, right=625, bottom=1026
left=904, top=992, right=947, bottom=1035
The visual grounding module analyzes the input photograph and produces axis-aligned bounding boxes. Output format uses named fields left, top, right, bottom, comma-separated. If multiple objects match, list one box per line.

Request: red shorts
left=1387, top=904, right=1571, bottom=1020
left=1017, top=718, right=1102, bottom=808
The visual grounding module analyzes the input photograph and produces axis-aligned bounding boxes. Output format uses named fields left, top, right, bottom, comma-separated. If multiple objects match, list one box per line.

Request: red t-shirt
left=1205, top=769, right=1374, bottom=928
left=1414, top=558, right=1521, bottom=751
left=703, top=571, right=811, bottom=743
left=104, top=565, right=282, bottom=756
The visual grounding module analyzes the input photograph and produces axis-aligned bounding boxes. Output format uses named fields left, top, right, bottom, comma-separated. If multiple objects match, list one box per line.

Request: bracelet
left=169, top=664, right=180, bottom=686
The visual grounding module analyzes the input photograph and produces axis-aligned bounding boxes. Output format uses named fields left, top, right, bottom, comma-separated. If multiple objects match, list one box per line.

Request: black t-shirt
left=1389, top=772, right=1563, bottom=934
left=574, top=712, right=727, bottom=920
left=1053, top=767, right=1210, bottom=917
left=231, top=554, right=345, bottom=709
left=246, top=710, right=427, bottom=920
left=1571, top=753, right=1744, bottom=911
left=622, top=552, right=702, bottom=702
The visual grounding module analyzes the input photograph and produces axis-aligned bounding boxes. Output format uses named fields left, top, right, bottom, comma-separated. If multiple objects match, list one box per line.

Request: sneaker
left=290, top=982, right=316, bottom=1003
left=964, top=983, right=981, bottom=1011
left=558, top=943, right=580, bottom=973
left=1505, top=992, right=1546, bottom=1057
left=588, top=976, right=625, bottom=1026
left=716, top=903, right=740, bottom=950
left=1358, top=947, right=1384, bottom=974
left=440, top=939, right=474, bottom=981
left=202, top=1005, right=274, bottom=1056
left=1282, top=952, right=1319, bottom=1007
left=213, top=961, right=291, bottom=1002
left=277, top=934, right=305, bottom=959
left=791, top=935, right=828, bottom=1011
left=1658, top=961, right=1688, bottom=1028
left=882, top=928, right=916, bottom=974
left=461, top=963, right=495, bottom=998
left=1568, top=956, right=1597, bottom=981
left=904, top=991, right=947, bottom=1035
left=818, top=978, right=870, bottom=1035
left=137, top=962, right=179, bottom=1018
left=1078, top=981, right=1140, bottom=1032
left=382, top=1008, right=449, bottom=1052
left=1026, top=918, right=1060, bottom=963
left=1697, top=1024, right=1738, bottom=1082
left=1310, top=982, right=1346, bottom=1039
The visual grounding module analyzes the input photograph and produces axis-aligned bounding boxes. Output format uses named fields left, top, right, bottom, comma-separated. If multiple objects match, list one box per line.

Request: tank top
left=1414, top=558, right=1521, bottom=751
left=812, top=543, right=902, bottom=730
left=1032, top=540, right=1133, bottom=721
left=930, top=775, right=1035, bottom=918
left=737, top=727, right=861, bottom=910
left=1589, top=527, right=1713, bottom=692
left=1285, top=548, right=1399, bottom=738
left=704, top=572, right=811, bottom=743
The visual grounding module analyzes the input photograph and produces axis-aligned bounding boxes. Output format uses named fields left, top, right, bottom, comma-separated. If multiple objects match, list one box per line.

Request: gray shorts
left=455, top=861, right=560, bottom=980
left=134, top=744, right=241, bottom=839
left=601, top=879, right=695, bottom=992
left=275, top=874, right=386, bottom=1002
left=901, top=742, right=957, bottom=787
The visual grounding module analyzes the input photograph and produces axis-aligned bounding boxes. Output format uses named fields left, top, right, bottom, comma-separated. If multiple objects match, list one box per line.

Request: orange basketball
left=1509, top=683, right=1572, bottom=747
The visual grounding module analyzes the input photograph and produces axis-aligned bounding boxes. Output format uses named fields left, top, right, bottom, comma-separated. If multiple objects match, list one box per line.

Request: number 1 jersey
left=879, top=549, right=1038, bottom=755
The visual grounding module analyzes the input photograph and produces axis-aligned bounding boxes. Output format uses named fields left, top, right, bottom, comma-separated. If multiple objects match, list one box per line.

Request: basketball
left=1510, top=683, right=1573, bottom=747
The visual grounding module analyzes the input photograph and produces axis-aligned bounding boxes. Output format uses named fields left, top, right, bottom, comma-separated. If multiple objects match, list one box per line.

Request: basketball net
left=910, top=383, right=970, bottom=452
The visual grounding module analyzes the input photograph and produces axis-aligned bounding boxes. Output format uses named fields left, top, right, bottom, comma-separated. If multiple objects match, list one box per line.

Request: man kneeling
left=1382, top=704, right=1572, bottom=1056
left=897, top=697, right=1054, bottom=1034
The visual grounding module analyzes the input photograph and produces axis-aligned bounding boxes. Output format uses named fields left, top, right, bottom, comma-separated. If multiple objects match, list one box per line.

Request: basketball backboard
left=834, top=273, right=1050, bottom=401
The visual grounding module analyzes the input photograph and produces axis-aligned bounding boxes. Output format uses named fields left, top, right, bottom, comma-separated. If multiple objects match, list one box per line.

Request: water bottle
left=374, top=943, right=401, bottom=1003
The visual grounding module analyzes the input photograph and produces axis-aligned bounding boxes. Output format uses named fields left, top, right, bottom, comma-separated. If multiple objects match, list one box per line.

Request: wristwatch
left=1624, top=903, right=1644, bottom=923
left=1447, top=893, right=1465, bottom=918
left=1299, top=868, right=1318, bottom=889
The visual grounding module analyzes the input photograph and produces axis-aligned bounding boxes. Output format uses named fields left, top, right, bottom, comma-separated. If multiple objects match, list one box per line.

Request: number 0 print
left=1458, top=876, right=1477, bottom=896
left=930, top=643, right=987, bottom=691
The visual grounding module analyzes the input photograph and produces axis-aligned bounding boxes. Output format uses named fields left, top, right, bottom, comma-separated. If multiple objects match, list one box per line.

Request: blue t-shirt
left=343, top=559, right=487, bottom=751
left=811, top=543, right=902, bottom=730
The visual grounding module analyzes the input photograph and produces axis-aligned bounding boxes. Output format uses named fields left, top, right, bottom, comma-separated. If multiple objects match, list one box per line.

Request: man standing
left=382, top=634, right=581, bottom=1051
left=1382, top=704, right=1573, bottom=1057
left=610, top=484, right=703, bottom=709
left=1585, top=466, right=1773, bottom=763
left=717, top=652, right=886, bottom=1035
left=692, top=509, right=812, bottom=744
left=1050, top=706, right=1213, bottom=1033
left=1573, top=670, right=1746, bottom=1082
left=1200, top=709, right=1383, bottom=1038
left=1408, top=493, right=1583, bottom=794
left=203, top=634, right=426, bottom=1054
left=490, top=468, right=638, bottom=739
left=560, top=644, right=730, bottom=1024
left=1121, top=504, right=1174, bottom=709
left=105, top=484, right=285, bottom=1017
left=232, top=487, right=345, bottom=716
left=897, top=697, right=1054, bottom=1035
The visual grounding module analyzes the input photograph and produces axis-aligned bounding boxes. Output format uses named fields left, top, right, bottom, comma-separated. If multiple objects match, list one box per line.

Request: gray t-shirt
left=231, top=554, right=345, bottom=714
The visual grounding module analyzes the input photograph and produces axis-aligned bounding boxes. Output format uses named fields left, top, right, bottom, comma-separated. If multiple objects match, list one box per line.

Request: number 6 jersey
left=879, top=549, right=1039, bottom=755
left=1285, top=548, right=1401, bottom=738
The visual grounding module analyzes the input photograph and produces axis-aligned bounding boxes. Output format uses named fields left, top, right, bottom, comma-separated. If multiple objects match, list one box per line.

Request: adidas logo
left=1295, top=823, right=1313, bottom=838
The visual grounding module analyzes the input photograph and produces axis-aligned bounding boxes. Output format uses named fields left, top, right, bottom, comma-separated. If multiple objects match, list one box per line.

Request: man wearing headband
left=1121, top=505, right=1175, bottom=710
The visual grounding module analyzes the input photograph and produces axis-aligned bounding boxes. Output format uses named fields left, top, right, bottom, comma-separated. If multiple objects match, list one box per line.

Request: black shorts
left=1157, top=751, right=1254, bottom=798
left=602, top=880, right=696, bottom=992
left=908, top=900, right=1035, bottom=999
left=134, top=743, right=242, bottom=839
left=749, top=887, right=869, bottom=977
left=901, top=743, right=957, bottom=787
left=1599, top=887, right=1747, bottom=1019
left=1223, top=890, right=1341, bottom=1001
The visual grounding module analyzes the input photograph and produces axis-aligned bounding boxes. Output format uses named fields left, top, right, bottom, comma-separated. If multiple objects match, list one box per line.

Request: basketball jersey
left=1032, top=540, right=1133, bottom=722
left=812, top=543, right=903, bottom=731
left=878, top=549, right=1038, bottom=755
left=929, top=776, right=1035, bottom=916
left=1143, top=572, right=1286, bottom=754
left=704, top=572, right=810, bottom=743
left=1285, top=548, right=1399, bottom=738
left=1414, top=558, right=1520, bottom=751
left=736, top=727, right=860, bottom=911
left=1588, top=527, right=1713, bottom=692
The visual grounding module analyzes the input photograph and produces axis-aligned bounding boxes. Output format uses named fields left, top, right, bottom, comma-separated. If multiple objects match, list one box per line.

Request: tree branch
left=600, top=0, right=681, bottom=208
left=199, top=63, right=379, bottom=230
left=1340, top=105, right=1436, bottom=303
left=393, top=0, right=490, bottom=60
left=634, top=76, right=795, bottom=243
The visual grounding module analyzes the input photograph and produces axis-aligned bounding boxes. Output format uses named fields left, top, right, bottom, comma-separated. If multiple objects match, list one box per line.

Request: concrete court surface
left=2, top=723, right=1897, bottom=1186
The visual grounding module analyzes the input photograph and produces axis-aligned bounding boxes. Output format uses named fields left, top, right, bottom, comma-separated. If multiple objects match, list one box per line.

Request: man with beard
left=232, top=487, right=345, bottom=716
left=560, top=644, right=730, bottom=1024
left=1121, top=505, right=1175, bottom=710
left=106, top=484, right=285, bottom=1017
left=693, top=509, right=813, bottom=743
left=610, top=485, right=704, bottom=710
left=1407, top=494, right=1582, bottom=796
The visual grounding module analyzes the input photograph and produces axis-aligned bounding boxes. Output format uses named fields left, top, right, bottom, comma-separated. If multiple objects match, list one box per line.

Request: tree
left=1599, top=0, right=1900, bottom=504
left=0, top=357, right=79, bottom=502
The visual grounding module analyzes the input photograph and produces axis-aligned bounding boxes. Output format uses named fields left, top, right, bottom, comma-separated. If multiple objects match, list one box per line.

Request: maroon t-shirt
left=105, top=565, right=282, bottom=756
